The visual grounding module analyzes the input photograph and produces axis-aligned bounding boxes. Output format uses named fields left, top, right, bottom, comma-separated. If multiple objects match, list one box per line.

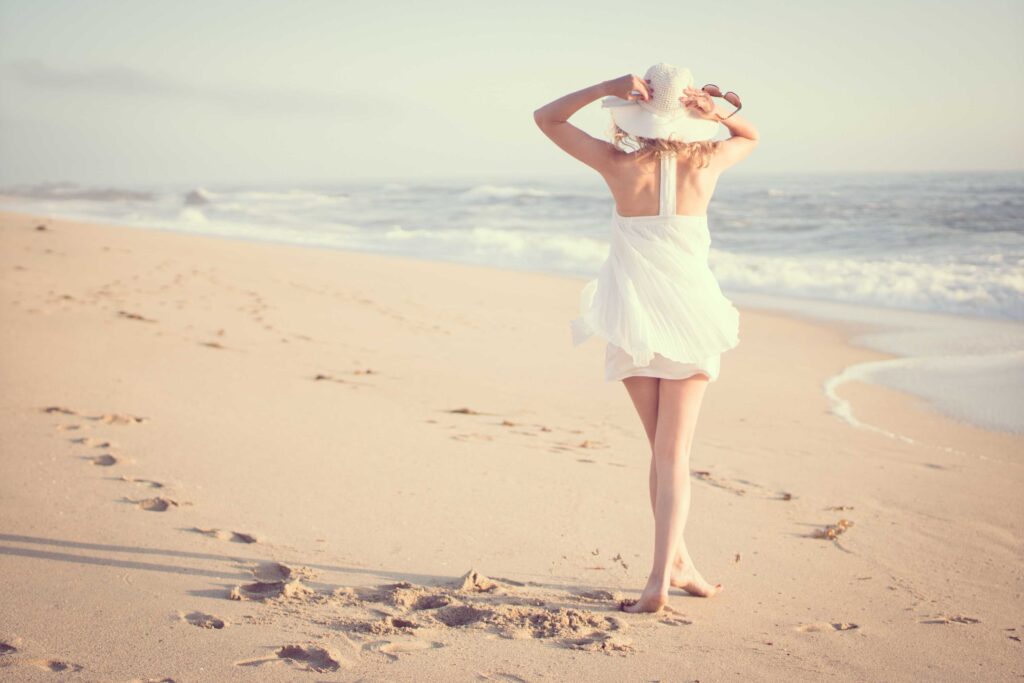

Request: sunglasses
left=700, top=84, right=742, bottom=120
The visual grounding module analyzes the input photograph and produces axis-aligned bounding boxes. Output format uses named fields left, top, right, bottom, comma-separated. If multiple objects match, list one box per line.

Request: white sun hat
left=602, top=62, right=721, bottom=142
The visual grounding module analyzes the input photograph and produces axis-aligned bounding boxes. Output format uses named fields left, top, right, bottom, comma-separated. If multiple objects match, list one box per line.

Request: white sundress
left=569, top=151, right=740, bottom=382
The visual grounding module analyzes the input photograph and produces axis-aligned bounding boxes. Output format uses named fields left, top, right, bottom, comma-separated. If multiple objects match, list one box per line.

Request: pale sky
left=0, top=0, right=1021, bottom=185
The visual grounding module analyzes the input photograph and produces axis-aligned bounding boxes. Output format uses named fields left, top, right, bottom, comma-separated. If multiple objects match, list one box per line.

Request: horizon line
left=1, top=166, right=1023, bottom=189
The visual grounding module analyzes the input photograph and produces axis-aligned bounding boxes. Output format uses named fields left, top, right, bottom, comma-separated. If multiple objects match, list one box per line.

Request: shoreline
left=728, top=290, right=1024, bottom=437
left=1, top=209, right=1021, bottom=680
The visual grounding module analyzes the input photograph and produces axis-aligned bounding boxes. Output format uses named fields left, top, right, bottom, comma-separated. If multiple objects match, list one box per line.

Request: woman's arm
left=533, top=75, right=651, bottom=172
left=716, top=110, right=759, bottom=141
left=710, top=109, right=759, bottom=170
left=681, top=86, right=759, bottom=170
left=681, top=86, right=759, bottom=140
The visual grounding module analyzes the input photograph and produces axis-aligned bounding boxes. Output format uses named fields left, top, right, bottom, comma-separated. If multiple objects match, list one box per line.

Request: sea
left=3, top=170, right=1022, bottom=439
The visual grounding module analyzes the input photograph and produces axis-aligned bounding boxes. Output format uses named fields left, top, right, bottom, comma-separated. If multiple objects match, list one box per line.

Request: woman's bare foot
left=670, top=560, right=723, bottom=597
left=619, top=587, right=668, bottom=614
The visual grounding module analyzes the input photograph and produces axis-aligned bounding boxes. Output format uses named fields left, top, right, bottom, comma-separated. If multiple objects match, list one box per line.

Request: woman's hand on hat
left=681, top=86, right=721, bottom=120
left=604, top=74, right=652, bottom=102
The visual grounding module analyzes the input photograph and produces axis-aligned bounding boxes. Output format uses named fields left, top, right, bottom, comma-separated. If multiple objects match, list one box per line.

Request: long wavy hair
left=610, top=123, right=720, bottom=169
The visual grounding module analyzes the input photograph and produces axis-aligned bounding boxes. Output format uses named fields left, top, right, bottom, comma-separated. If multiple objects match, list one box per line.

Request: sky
left=0, top=0, right=1021, bottom=186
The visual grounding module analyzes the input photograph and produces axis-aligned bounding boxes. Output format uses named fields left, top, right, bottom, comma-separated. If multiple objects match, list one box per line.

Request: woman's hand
left=603, top=74, right=652, bottom=102
left=681, top=86, right=722, bottom=120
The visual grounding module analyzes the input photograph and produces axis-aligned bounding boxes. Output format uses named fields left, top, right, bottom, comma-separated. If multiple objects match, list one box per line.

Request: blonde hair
left=610, top=124, right=720, bottom=169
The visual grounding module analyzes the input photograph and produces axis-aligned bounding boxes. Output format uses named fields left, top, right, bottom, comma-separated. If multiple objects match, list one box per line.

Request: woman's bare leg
left=622, top=376, right=660, bottom=446
left=622, top=372, right=721, bottom=613
left=622, top=375, right=718, bottom=594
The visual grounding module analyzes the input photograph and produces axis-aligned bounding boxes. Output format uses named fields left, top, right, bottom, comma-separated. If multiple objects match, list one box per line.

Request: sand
left=0, top=209, right=1021, bottom=682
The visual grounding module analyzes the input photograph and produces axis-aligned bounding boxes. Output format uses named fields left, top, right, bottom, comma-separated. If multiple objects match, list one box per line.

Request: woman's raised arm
left=710, top=110, right=759, bottom=171
left=533, top=75, right=651, bottom=172
left=680, top=86, right=759, bottom=170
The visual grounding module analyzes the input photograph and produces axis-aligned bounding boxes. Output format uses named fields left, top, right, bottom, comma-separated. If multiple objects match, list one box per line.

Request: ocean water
left=3, top=170, right=1023, bottom=436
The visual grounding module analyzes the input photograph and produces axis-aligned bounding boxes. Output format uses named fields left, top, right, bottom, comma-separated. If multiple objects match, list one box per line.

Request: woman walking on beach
left=533, top=63, right=759, bottom=613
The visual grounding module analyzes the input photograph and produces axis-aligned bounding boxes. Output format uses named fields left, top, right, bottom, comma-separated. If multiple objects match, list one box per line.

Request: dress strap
left=659, top=151, right=677, bottom=217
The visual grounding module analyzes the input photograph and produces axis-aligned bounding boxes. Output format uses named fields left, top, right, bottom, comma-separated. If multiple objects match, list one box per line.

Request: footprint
left=691, top=469, right=749, bottom=496
left=87, top=454, right=118, bottom=467
left=312, top=372, right=371, bottom=386
left=133, top=497, right=178, bottom=512
left=441, top=410, right=592, bottom=452
left=920, top=615, right=980, bottom=625
left=182, top=611, right=227, bottom=629
left=562, top=632, right=633, bottom=653
left=189, top=527, right=228, bottom=540
left=27, top=659, right=84, bottom=672
left=188, top=528, right=257, bottom=543
left=314, top=373, right=347, bottom=383
left=118, top=476, right=164, bottom=489
left=0, top=640, right=17, bottom=655
left=451, top=433, right=494, bottom=442
left=411, top=594, right=453, bottom=610
left=42, top=406, right=77, bottom=415
left=430, top=606, right=491, bottom=627
left=236, top=645, right=349, bottom=673
left=275, top=644, right=348, bottom=672
left=552, top=439, right=608, bottom=452
left=571, top=589, right=620, bottom=603
left=251, top=561, right=314, bottom=582
left=70, top=437, right=113, bottom=447
left=795, top=622, right=859, bottom=632
left=229, top=580, right=312, bottom=602
left=97, top=413, right=148, bottom=425
left=117, top=310, right=157, bottom=323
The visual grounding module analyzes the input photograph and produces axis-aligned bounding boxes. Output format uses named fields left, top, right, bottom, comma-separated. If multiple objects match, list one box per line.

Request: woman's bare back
left=603, top=150, right=722, bottom=218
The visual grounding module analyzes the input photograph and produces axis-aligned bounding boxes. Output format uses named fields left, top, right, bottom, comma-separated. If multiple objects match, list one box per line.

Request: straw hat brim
left=602, top=95, right=720, bottom=142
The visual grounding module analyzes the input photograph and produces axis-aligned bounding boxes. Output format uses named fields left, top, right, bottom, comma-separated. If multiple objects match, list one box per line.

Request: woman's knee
left=652, top=435, right=694, bottom=463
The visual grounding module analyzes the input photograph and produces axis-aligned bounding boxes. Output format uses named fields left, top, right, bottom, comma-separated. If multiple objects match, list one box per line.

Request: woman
left=533, top=63, right=759, bottom=614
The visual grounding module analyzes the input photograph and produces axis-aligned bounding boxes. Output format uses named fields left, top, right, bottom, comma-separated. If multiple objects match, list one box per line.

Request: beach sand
left=1, top=209, right=1021, bottom=681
